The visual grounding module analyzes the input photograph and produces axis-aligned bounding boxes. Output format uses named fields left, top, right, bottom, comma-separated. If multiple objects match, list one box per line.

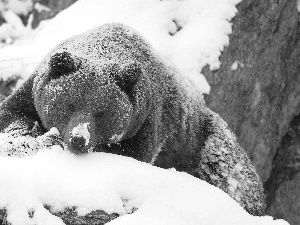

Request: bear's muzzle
left=64, top=112, right=95, bottom=154
left=70, top=136, right=88, bottom=153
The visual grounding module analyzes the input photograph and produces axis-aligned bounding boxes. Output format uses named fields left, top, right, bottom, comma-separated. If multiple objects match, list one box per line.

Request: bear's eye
left=68, top=104, right=76, bottom=112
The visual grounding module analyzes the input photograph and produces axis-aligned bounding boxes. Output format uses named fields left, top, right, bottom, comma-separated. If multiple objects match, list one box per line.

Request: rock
left=202, top=0, right=300, bottom=224
left=265, top=114, right=300, bottom=225
left=39, top=0, right=78, bottom=14
left=203, top=0, right=300, bottom=182
left=31, top=0, right=78, bottom=29
left=52, top=208, right=119, bottom=225
left=0, top=207, right=119, bottom=225
left=31, top=3, right=55, bottom=29
left=266, top=174, right=300, bottom=225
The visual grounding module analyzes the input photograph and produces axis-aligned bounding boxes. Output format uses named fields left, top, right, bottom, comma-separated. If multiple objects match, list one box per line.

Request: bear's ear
left=49, top=51, right=81, bottom=79
left=113, top=63, right=141, bottom=102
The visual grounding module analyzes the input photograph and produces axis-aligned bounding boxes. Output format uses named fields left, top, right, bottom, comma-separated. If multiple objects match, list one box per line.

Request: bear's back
left=53, top=24, right=154, bottom=69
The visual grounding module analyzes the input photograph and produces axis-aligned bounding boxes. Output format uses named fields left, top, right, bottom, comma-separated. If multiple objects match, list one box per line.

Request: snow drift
left=0, top=0, right=291, bottom=224
left=0, top=146, right=289, bottom=225
left=0, top=0, right=242, bottom=93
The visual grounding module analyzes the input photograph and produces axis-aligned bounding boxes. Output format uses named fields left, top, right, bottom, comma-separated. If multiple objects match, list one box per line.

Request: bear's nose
left=70, top=136, right=86, bottom=153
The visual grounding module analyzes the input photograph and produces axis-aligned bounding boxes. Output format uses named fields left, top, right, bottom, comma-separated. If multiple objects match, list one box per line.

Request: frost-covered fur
left=0, top=23, right=265, bottom=215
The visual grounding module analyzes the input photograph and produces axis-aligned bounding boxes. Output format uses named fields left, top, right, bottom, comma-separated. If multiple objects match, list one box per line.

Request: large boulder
left=265, top=114, right=300, bottom=225
left=202, top=0, right=300, bottom=224
left=203, top=0, right=300, bottom=182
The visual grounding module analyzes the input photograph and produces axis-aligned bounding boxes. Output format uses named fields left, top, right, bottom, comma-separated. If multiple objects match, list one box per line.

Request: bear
left=0, top=23, right=265, bottom=216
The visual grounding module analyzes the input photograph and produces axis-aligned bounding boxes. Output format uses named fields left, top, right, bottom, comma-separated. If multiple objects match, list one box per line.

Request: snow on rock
left=0, top=0, right=34, bottom=44
left=0, top=9, right=28, bottom=44
left=230, top=60, right=244, bottom=70
left=231, top=61, right=239, bottom=70
left=0, top=146, right=289, bottom=225
left=0, top=127, right=62, bottom=157
left=0, top=0, right=242, bottom=93
left=110, top=132, right=124, bottom=144
left=3, top=0, right=34, bottom=17
left=46, top=127, right=61, bottom=136
left=0, top=132, right=39, bottom=157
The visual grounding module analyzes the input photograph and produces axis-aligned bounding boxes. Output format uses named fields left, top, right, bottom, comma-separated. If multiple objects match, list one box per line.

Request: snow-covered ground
left=0, top=0, right=34, bottom=44
left=1, top=0, right=241, bottom=93
left=0, top=146, right=289, bottom=225
left=0, top=0, right=291, bottom=224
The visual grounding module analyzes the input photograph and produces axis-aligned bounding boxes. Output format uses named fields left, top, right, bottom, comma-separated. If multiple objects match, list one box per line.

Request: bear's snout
left=70, top=136, right=88, bottom=154
left=63, top=113, right=95, bottom=154
left=68, top=122, right=92, bottom=154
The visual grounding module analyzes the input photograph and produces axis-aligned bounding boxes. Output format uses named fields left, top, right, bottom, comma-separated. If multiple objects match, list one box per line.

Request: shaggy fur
left=0, top=23, right=265, bottom=215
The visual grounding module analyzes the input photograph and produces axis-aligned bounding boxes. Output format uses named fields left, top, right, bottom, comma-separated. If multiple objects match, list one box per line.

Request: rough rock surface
left=266, top=175, right=300, bottom=225
left=32, top=0, right=78, bottom=29
left=40, top=0, right=78, bottom=14
left=202, top=0, right=300, bottom=224
left=265, top=115, right=300, bottom=225
left=0, top=207, right=119, bottom=225
left=203, top=0, right=300, bottom=182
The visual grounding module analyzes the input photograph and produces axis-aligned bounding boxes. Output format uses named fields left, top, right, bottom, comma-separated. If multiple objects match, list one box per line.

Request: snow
left=0, top=10, right=28, bottom=44
left=0, top=146, right=289, bottom=225
left=0, top=0, right=242, bottom=93
left=0, top=1, right=291, bottom=224
left=231, top=61, right=239, bottom=70
left=0, top=0, right=33, bottom=44
left=70, top=122, right=91, bottom=146
left=0, top=132, right=39, bottom=157
left=230, top=61, right=244, bottom=70
left=3, top=0, right=33, bottom=16
left=47, top=127, right=60, bottom=136
left=110, top=133, right=124, bottom=144
left=34, top=2, right=51, bottom=13
left=0, top=126, right=63, bottom=157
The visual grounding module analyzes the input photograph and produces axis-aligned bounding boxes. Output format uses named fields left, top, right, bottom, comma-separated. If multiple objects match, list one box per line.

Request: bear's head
left=33, top=50, right=153, bottom=154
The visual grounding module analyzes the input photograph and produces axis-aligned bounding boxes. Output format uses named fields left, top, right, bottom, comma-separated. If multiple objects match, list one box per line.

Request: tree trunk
left=202, top=0, right=300, bottom=224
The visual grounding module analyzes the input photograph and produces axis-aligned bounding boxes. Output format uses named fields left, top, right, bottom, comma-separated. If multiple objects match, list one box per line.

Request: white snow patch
left=231, top=61, right=238, bottom=70
left=3, top=0, right=34, bottom=17
left=70, top=122, right=90, bottom=146
left=0, top=10, right=28, bottom=43
left=34, top=2, right=51, bottom=13
left=227, top=176, right=239, bottom=189
left=0, top=0, right=242, bottom=93
left=0, top=146, right=290, bottom=225
left=0, top=133, right=39, bottom=157
left=230, top=60, right=244, bottom=70
left=110, top=132, right=124, bottom=143
left=46, top=127, right=60, bottom=136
